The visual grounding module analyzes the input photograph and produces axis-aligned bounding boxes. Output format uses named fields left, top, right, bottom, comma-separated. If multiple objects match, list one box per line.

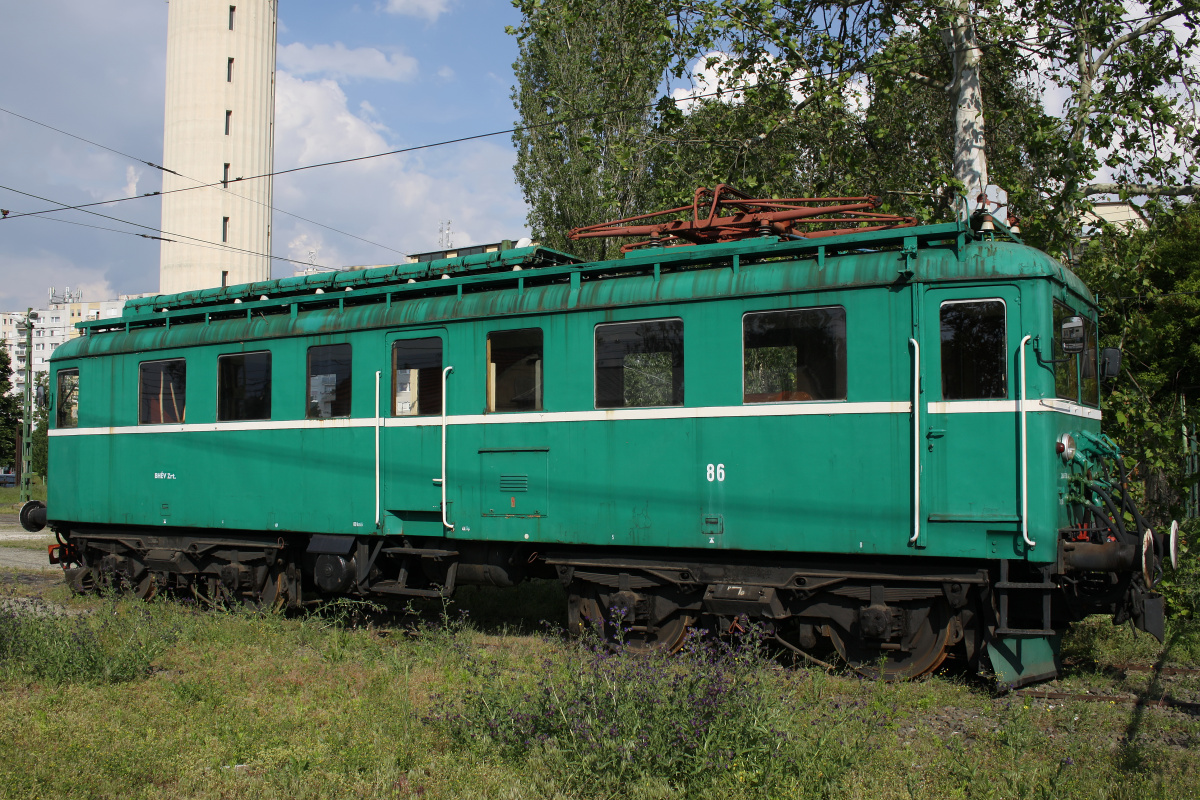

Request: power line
left=1, top=10, right=1187, bottom=225
left=0, top=105, right=411, bottom=258
left=0, top=183, right=329, bottom=270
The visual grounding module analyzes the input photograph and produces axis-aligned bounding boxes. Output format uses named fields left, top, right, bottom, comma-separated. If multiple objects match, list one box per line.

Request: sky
left=0, top=0, right=531, bottom=310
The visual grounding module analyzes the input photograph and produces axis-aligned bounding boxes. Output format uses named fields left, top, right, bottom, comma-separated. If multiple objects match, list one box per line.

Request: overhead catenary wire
left=0, top=183, right=330, bottom=271
left=0, top=9, right=1186, bottom=224
left=0, top=105, right=411, bottom=258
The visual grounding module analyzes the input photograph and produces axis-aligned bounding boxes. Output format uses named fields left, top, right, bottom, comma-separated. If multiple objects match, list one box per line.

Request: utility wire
left=1, top=10, right=1187, bottom=224
left=0, top=184, right=328, bottom=270
left=0, top=105, right=411, bottom=258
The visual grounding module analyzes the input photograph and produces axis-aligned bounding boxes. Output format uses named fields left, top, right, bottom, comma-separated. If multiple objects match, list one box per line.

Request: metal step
left=370, top=582, right=451, bottom=598
left=996, top=627, right=1056, bottom=636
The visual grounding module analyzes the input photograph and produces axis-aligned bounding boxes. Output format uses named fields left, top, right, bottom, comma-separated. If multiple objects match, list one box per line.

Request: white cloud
left=384, top=0, right=450, bottom=23
left=0, top=248, right=117, bottom=310
left=272, top=71, right=528, bottom=274
left=122, top=165, right=141, bottom=198
left=670, top=51, right=806, bottom=114
left=437, top=65, right=455, bottom=80
left=278, top=42, right=418, bottom=82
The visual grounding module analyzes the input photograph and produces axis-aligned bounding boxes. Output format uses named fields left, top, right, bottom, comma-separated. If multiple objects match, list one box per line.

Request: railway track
left=1016, top=661, right=1200, bottom=712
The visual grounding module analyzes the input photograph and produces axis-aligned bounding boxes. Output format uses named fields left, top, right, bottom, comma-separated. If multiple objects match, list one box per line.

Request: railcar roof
left=61, top=221, right=1092, bottom=358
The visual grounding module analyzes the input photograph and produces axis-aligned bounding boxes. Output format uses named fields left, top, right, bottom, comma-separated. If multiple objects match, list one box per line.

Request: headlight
left=1056, top=433, right=1076, bottom=463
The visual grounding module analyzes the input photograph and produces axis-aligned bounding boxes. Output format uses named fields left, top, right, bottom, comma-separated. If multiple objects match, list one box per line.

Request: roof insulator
left=315, top=288, right=324, bottom=294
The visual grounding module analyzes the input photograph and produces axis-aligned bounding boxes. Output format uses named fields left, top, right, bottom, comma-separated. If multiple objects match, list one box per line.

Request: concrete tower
left=159, top=0, right=277, bottom=294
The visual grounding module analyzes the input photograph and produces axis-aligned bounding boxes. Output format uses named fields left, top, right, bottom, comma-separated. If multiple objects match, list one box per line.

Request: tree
left=31, top=373, right=48, bottom=478
left=653, top=0, right=1198, bottom=251
left=0, top=348, right=17, bottom=470
left=1075, top=206, right=1200, bottom=518
left=1074, top=206, right=1200, bottom=615
left=509, top=0, right=674, bottom=261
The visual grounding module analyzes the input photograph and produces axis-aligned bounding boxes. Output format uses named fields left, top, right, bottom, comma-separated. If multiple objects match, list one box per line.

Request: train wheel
left=134, top=573, right=159, bottom=601
left=828, top=601, right=952, bottom=680
left=567, top=582, right=694, bottom=654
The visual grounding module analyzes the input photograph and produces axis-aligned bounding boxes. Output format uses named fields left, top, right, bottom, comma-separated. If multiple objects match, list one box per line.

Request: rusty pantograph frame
left=568, top=184, right=918, bottom=252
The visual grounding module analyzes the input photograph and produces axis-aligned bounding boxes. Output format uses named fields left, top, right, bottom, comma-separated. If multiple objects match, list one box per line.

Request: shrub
left=429, top=624, right=859, bottom=797
left=0, top=597, right=174, bottom=685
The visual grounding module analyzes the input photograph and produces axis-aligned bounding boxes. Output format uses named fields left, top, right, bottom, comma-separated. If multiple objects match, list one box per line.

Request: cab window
left=744, top=306, right=846, bottom=402
left=56, top=369, right=79, bottom=428
left=595, top=319, right=683, bottom=408
left=940, top=299, right=1007, bottom=400
left=307, top=344, right=352, bottom=418
left=1081, top=317, right=1099, bottom=407
left=140, top=359, right=187, bottom=424
left=393, top=337, right=442, bottom=416
left=1052, top=301, right=1080, bottom=402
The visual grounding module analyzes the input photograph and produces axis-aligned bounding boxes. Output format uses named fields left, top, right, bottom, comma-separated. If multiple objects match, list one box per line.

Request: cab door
left=920, top=286, right=1023, bottom=534
left=380, top=329, right=450, bottom=537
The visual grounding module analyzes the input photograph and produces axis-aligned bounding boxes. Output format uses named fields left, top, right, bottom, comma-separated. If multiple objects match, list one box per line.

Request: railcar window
left=1081, top=317, right=1099, bottom=407
left=139, top=359, right=187, bottom=424
left=743, top=307, right=846, bottom=402
left=393, top=338, right=442, bottom=416
left=218, top=351, right=271, bottom=421
left=1052, top=301, right=1080, bottom=402
left=940, top=300, right=1007, bottom=400
left=487, top=329, right=542, bottom=412
left=595, top=319, right=684, bottom=408
left=56, top=369, right=79, bottom=429
left=307, top=344, right=352, bottom=418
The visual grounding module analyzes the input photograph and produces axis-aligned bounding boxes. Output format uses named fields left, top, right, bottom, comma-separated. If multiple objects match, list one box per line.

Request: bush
left=429, top=625, right=859, bottom=797
left=0, top=597, right=174, bottom=684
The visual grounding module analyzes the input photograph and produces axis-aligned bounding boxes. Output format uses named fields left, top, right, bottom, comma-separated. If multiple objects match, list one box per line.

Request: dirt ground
left=0, top=512, right=56, bottom=572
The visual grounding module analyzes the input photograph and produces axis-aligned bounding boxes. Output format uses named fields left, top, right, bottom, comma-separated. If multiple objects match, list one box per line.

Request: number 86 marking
left=706, top=463, right=725, bottom=482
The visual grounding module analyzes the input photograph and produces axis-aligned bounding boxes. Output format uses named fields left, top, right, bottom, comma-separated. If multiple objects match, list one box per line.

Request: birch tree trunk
left=945, top=2, right=988, bottom=218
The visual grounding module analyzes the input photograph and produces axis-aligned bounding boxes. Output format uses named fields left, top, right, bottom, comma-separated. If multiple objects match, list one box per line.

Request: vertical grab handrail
left=1018, top=335, right=1035, bottom=548
left=441, top=365, right=454, bottom=531
left=374, top=370, right=382, bottom=528
left=909, top=339, right=921, bottom=544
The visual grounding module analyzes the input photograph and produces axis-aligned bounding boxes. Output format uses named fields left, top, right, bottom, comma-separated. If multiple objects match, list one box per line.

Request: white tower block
left=160, top=0, right=277, bottom=294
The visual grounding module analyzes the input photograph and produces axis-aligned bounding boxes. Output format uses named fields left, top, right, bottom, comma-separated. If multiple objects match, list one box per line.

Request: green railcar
left=37, top=219, right=1167, bottom=685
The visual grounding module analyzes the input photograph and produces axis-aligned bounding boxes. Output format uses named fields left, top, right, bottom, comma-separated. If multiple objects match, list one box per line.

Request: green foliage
left=31, top=373, right=47, bottom=478
left=510, top=1, right=1198, bottom=256
left=509, top=0, right=674, bottom=262
left=0, top=346, right=17, bottom=471
left=1075, top=204, right=1200, bottom=615
left=0, top=595, right=174, bottom=684
left=430, top=630, right=861, bottom=797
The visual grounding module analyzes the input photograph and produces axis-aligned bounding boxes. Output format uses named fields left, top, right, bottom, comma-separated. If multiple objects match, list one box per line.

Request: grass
left=0, top=475, right=48, bottom=507
left=0, top=535, right=55, bottom=552
left=0, top=574, right=1197, bottom=799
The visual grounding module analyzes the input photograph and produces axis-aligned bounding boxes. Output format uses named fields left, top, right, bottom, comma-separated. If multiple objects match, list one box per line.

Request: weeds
left=428, top=625, right=861, bottom=797
left=0, top=595, right=174, bottom=684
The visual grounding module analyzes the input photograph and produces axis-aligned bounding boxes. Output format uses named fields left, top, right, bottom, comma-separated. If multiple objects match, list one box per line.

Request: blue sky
left=0, top=0, right=532, bottom=309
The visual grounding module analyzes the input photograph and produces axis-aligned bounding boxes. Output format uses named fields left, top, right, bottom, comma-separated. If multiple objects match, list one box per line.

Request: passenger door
left=381, top=329, right=450, bottom=537
left=920, top=286, right=1023, bottom=534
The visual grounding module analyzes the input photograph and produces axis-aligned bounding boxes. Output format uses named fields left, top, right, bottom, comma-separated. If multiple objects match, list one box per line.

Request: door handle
left=926, top=428, right=946, bottom=438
